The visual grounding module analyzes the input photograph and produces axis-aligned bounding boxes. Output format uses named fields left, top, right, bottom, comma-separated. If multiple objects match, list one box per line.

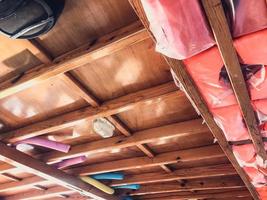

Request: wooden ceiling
left=0, top=0, right=256, bottom=200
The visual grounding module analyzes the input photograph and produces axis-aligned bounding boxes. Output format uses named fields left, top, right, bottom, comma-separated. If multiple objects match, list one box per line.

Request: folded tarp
left=184, top=46, right=236, bottom=109
left=233, top=144, right=257, bottom=168
left=233, top=143, right=267, bottom=168
left=257, top=186, right=267, bottom=199
left=212, top=104, right=249, bottom=141
left=235, top=29, right=267, bottom=65
left=253, top=100, right=267, bottom=124
left=243, top=167, right=267, bottom=187
left=185, top=30, right=267, bottom=109
left=141, top=0, right=215, bottom=59
left=223, top=0, right=267, bottom=37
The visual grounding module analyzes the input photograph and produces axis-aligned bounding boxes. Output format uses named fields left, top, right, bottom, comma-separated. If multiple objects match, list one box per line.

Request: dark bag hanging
left=0, top=0, right=64, bottom=39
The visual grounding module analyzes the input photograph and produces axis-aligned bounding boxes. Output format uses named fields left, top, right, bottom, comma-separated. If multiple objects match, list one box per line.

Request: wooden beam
left=45, top=193, right=91, bottom=200
left=111, top=164, right=236, bottom=186
left=59, top=72, right=100, bottom=107
left=0, top=22, right=148, bottom=99
left=0, top=176, right=47, bottom=193
left=68, top=145, right=225, bottom=175
left=0, top=82, right=178, bottom=143
left=201, top=0, right=267, bottom=163
left=27, top=37, right=174, bottom=177
left=0, top=145, right=225, bottom=175
left=128, top=0, right=258, bottom=199
left=0, top=164, right=235, bottom=193
left=0, top=142, right=119, bottom=200
left=41, top=119, right=208, bottom=164
left=60, top=72, right=172, bottom=173
left=5, top=186, right=73, bottom=200
left=140, top=189, right=250, bottom=200
left=129, top=176, right=245, bottom=196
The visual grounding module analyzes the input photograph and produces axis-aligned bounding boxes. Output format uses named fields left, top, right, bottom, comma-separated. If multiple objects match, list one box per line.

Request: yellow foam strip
left=80, top=176, right=115, bottom=195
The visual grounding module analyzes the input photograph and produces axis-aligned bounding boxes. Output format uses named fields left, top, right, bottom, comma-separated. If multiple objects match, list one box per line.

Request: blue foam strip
left=113, top=184, right=141, bottom=190
left=91, top=172, right=124, bottom=180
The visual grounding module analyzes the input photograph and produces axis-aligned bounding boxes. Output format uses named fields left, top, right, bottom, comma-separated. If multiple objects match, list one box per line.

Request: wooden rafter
left=0, top=22, right=148, bottom=99
left=59, top=71, right=172, bottom=173
left=0, top=142, right=119, bottom=200
left=128, top=0, right=259, bottom=199
left=68, top=145, right=225, bottom=175
left=5, top=186, right=73, bottom=200
left=0, top=82, right=178, bottom=143
left=0, top=164, right=236, bottom=193
left=0, top=144, right=225, bottom=175
left=42, top=119, right=208, bottom=164
left=129, top=176, right=245, bottom=196
left=202, top=0, right=267, bottom=162
left=110, top=164, right=236, bottom=186
left=140, top=189, right=251, bottom=200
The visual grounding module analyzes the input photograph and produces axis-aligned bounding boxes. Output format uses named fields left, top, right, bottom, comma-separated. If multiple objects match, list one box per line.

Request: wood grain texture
left=128, top=0, right=258, bottom=199
left=140, top=189, right=250, bottom=200
left=0, top=164, right=236, bottom=195
left=202, top=0, right=267, bottom=162
left=0, top=142, right=119, bottom=200
left=0, top=22, right=149, bottom=99
left=0, top=82, right=178, bottom=143
left=60, top=68, right=172, bottom=173
left=110, top=164, right=236, bottom=186
left=41, top=119, right=208, bottom=164
left=38, top=0, right=138, bottom=57
left=129, top=176, right=245, bottom=196
left=68, top=145, right=225, bottom=175
left=5, top=186, right=73, bottom=200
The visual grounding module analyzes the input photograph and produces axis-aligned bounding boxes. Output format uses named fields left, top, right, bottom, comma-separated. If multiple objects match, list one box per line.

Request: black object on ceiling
left=0, top=0, right=65, bottom=39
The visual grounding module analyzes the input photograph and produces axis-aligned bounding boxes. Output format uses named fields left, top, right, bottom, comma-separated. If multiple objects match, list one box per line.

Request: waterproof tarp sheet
left=212, top=105, right=249, bottom=141
left=223, top=0, right=267, bottom=37
left=141, top=0, right=215, bottom=59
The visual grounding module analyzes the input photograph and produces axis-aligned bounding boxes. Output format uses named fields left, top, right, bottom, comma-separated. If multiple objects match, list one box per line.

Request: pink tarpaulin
left=211, top=105, right=249, bottom=141
left=141, top=0, right=215, bottom=59
left=184, top=46, right=237, bottom=109
left=223, top=0, right=267, bottom=37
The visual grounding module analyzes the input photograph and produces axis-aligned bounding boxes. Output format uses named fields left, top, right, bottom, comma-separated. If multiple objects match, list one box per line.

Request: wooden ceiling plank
left=0, top=21, right=148, bottom=99
left=201, top=0, right=267, bottom=163
left=0, top=164, right=236, bottom=194
left=67, top=145, right=225, bottom=175
left=59, top=72, right=100, bottom=107
left=129, top=176, right=245, bottom=196
left=0, top=82, right=178, bottom=143
left=17, top=39, right=53, bottom=64
left=0, top=119, right=209, bottom=175
left=110, top=164, right=236, bottom=186
left=59, top=70, right=173, bottom=173
left=5, top=185, right=73, bottom=200
left=128, top=0, right=259, bottom=199
left=140, top=189, right=250, bottom=200
left=0, top=164, right=234, bottom=194
left=42, top=119, right=208, bottom=164
left=0, top=142, right=119, bottom=200
left=0, top=145, right=225, bottom=175
left=0, top=176, right=47, bottom=193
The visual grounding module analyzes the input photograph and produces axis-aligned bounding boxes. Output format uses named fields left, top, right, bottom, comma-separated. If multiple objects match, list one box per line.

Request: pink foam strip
left=55, top=156, right=87, bottom=169
left=17, top=137, right=71, bottom=153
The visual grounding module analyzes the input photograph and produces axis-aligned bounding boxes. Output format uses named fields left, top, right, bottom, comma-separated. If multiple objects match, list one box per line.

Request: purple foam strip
left=17, top=137, right=71, bottom=153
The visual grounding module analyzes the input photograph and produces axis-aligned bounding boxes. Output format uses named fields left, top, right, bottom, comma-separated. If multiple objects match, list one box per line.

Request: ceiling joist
left=0, top=142, right=119, bottom=200
left=0, top=21, right=148, bottom=99
left=0, top=82, right=178, bottom=143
